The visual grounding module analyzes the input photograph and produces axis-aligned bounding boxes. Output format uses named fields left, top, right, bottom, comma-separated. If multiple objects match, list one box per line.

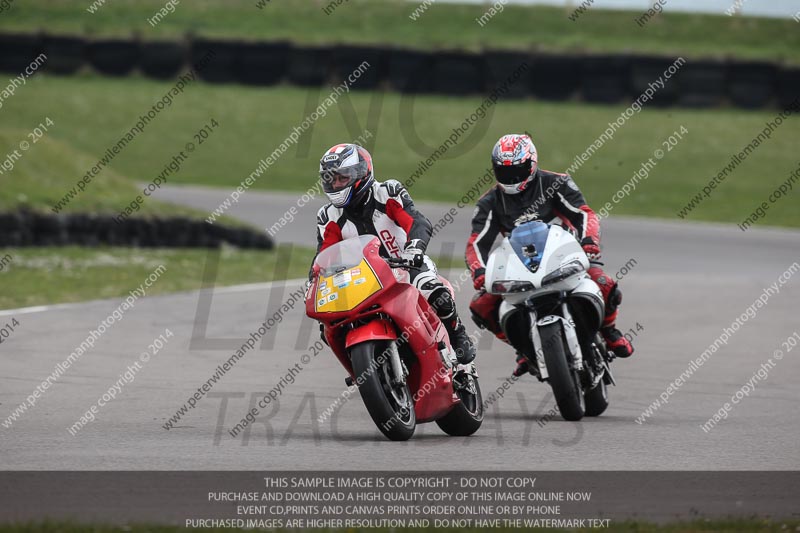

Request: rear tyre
left=539, top=322, right=585, bottom=421
left=436, top=370, right=484, bottom=436
left=584, top=378, right=609, bottom=417
left=349, top=340, right=415, bottom=441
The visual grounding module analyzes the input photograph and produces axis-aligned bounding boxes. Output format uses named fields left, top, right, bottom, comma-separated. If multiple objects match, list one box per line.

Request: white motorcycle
left=483, top=220, right=615, bottom=421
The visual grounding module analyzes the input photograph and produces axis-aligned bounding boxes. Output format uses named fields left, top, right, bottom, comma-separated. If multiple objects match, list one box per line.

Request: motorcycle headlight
left=491, top=280, right=534, bottom=294
left=541, top=260, right=584, bottom=286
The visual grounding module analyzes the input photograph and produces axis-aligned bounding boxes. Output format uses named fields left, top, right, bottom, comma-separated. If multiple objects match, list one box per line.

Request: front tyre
left=539, top=322, right=585, bottom=421
left=349, top=340, right=415, bottom=441
left=436, top=368, right=484, bottom=437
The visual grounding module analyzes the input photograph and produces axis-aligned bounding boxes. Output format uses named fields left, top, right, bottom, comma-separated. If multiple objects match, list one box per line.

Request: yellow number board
left=315, top=259, right=382, bottom=313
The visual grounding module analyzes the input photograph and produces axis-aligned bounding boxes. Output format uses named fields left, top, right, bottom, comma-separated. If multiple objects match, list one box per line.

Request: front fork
left=528, top=302, right=584, bottom=380
left=386, top=340, right=407, bottom=386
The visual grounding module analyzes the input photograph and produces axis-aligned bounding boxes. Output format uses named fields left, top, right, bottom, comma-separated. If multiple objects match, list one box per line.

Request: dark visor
left=493, top=160, right=532, bottom=185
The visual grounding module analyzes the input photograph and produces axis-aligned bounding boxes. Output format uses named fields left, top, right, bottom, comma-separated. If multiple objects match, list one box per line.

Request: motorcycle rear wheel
left=350, top=340, right=416, bottom=441
left=539, top=322, right=585, bottom=421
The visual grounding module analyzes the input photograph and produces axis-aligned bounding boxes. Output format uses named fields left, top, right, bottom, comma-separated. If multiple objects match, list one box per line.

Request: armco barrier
left=140, top=41, right=187, bottom=80
left=87, top=39, right=140, bottom=76
left=238, top=41, right=290, bottom=86
left=43, top=36, right=85, bottom=75
left=0, top=32, right=797, bottom=110
left=0, top=211, right=274, bottom=249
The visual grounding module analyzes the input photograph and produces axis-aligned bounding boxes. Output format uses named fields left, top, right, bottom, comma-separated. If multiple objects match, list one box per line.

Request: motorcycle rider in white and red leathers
left=466, top=134, right=633, bottom=376
left=310, top=143, right=476, bottom=364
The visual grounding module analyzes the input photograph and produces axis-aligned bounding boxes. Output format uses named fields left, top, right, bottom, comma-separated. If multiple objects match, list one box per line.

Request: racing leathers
left=311, top=179, right=476, bottom=364
left=465, top=168, right=634, bottom=361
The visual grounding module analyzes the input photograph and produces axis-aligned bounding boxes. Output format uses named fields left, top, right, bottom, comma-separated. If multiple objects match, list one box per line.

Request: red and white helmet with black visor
left=491, top=134, right=538, bottom=195
left=319, top=143, right=374, bottom=208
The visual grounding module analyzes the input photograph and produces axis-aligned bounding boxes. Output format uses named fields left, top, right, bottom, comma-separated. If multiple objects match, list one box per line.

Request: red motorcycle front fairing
left=306, top=238, right=458, bottom=424
left=345, top=319, right=397, bottom=348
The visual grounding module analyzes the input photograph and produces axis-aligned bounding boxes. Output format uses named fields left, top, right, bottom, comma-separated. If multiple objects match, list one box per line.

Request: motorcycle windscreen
left=315, top=258, right=382, bottom=313
left=509, top=221, right=549, bottom=272
left=314, top=234, right=377, bottom=274
left=313, top=236, right=384, bottom=313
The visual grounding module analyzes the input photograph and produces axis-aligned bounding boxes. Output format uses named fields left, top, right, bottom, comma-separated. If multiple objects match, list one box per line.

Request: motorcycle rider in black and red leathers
left=466, top=134, right=633, bottom=376
left=310, top=143, right=476, bottom=364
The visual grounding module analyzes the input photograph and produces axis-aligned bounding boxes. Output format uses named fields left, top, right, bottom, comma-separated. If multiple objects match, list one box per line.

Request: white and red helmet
left=491, top=134, right=538, bottom=195
left=319, top=143, right=374, bottom=207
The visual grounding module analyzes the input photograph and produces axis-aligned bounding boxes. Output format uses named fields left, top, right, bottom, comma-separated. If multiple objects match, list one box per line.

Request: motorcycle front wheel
left=539, top=321, right=585, bottom=421
left=349, top=340, right=416, bottom=441
left=584, top=378, right=609, bottom=417
left=436, top=368, right=484, bottom=437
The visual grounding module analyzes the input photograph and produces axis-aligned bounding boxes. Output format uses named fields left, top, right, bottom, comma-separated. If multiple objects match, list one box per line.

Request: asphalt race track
left=2, top=184, right=799, bottom=475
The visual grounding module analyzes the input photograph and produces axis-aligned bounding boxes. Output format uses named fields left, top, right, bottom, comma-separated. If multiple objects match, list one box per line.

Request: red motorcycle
left=306, top=235, right=483, bottom=441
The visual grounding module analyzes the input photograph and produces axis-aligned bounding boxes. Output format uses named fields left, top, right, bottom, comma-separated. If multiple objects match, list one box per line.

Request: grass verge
left=0, top=126, right=251, bottom=229
left=3, top=74, right=798, bottom=228
left=0, top=245, right=314, bottom=310
left=1, top=0, right=799, bottom=63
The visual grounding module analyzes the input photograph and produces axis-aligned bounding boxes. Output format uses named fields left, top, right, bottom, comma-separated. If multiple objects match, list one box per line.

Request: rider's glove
left=472, top=267, right=486, bottom=290
left=400, top=245, right=424, bottom=268
left=580, top=236, right=601, bottom=261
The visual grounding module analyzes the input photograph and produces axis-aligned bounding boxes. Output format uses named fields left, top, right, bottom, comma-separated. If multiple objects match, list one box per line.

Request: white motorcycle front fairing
left=486, top=224, right=590, bottom=304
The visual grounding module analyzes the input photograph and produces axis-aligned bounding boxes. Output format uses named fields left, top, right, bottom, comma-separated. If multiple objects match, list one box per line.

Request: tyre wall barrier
left=728, top=60, right=777, bottom=109
left=87, top=39, right=140, bottom=76
left=287, top=46, right=332, bottom=87
left=238, top=41, right=290, bottom=86
left=330, top=45, right=385, bottom=90
left=677, top=59, right=728, bottom=108
left=776, top=67, right=800, bottom=109
left=0, top=32, right=796, bottom=110
left=582, top=54, right=631, bottom=104
left=629, top=55, right=681, bottom=107
left=386, top=48, right=436, bottom=93
left=484, top=50, right=534, bottom=100
left=0, top=33, right=41, bottom=73
left=431, top=51, right=485, bottom=95
left=140, top=41, right=187, bottom=80
left=192, top=38, right=240, bottom=83
left=530, top=54, right=582, bottom=101
left=0, top=211, right=274, bottom=249
left=43, top=36, right=85, bottom=75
